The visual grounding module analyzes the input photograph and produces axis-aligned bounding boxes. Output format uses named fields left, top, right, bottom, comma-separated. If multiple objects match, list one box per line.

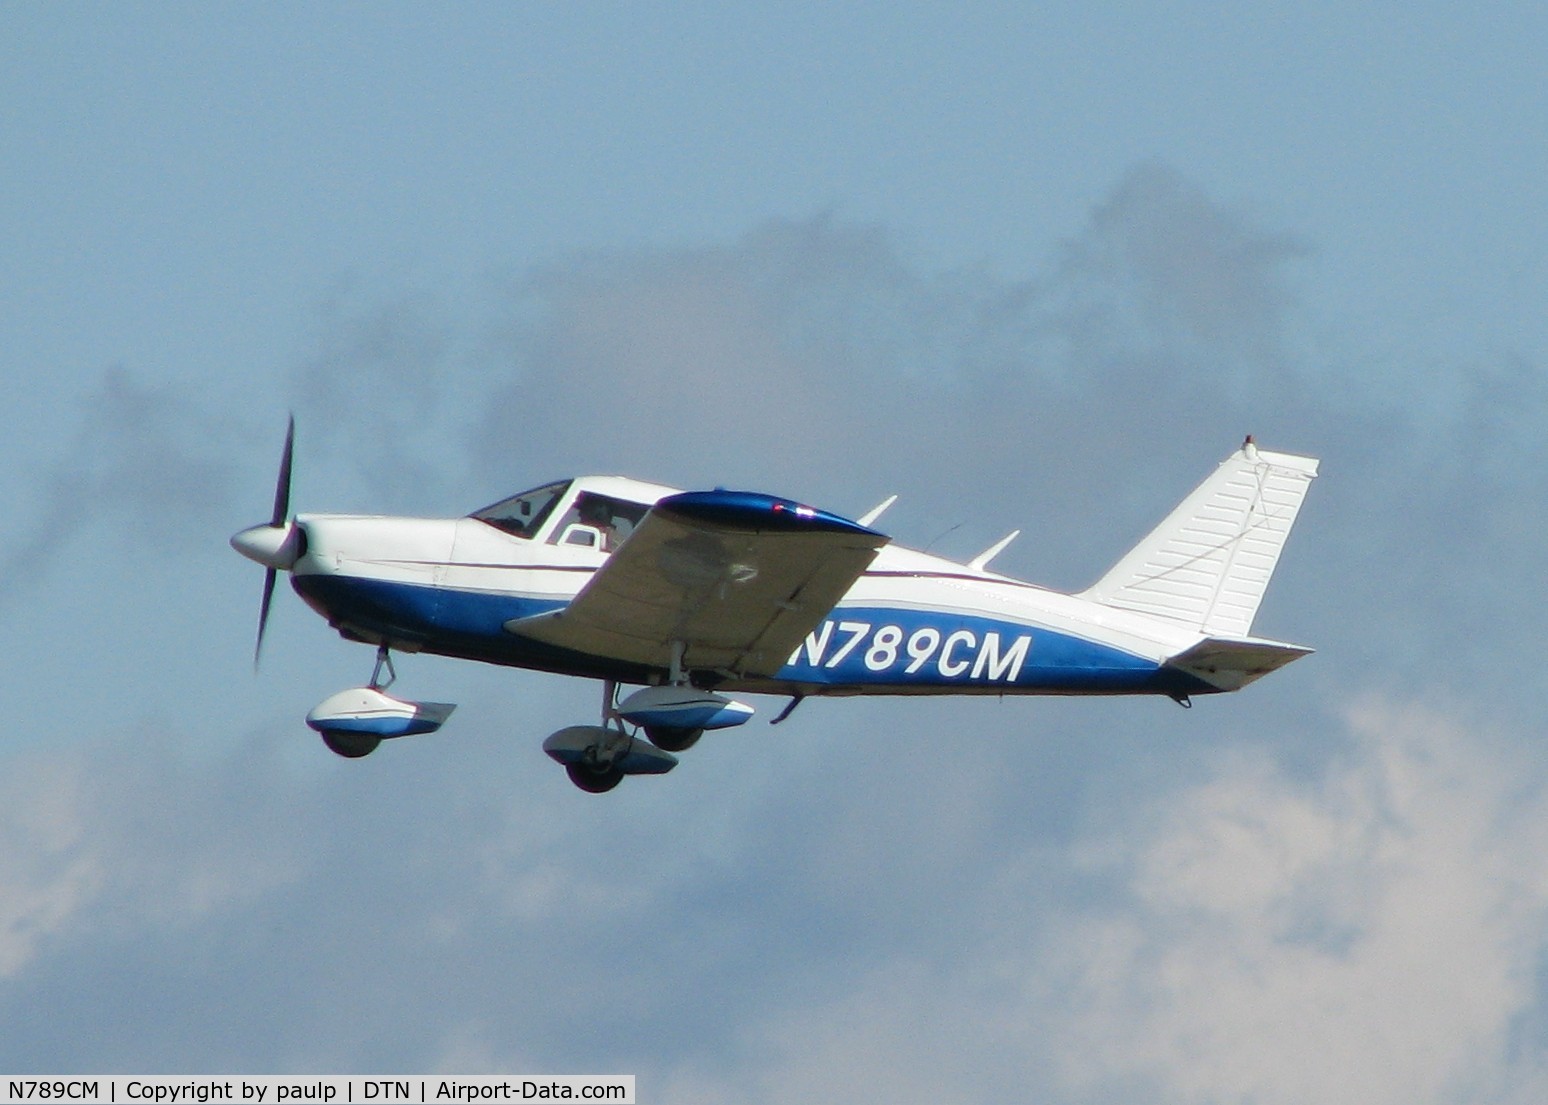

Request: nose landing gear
left=306, top=646, right=457, bottom=759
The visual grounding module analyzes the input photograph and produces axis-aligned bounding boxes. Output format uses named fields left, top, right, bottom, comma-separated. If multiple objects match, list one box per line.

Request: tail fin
left=1081, top=439, right=1319, bottom=638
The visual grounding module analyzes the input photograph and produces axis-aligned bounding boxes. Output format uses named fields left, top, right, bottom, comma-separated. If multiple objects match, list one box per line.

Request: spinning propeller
left=230, top=416, right=305, bottom=667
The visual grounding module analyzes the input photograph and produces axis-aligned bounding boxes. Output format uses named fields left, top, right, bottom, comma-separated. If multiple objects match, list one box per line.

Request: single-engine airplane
left=232, top=425, right=1319, bottom=792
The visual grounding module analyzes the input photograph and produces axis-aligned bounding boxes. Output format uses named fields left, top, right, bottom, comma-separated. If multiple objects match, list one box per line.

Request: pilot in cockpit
left=579, top=496, right=618, bottom=551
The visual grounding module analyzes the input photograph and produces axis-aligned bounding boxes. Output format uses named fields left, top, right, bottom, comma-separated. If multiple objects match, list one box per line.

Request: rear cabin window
left=550, top=492, right=649, bottom=552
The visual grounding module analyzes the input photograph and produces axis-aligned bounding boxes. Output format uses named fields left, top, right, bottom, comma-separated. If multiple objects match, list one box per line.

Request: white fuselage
left=286, top=475, right=1212, bottom=700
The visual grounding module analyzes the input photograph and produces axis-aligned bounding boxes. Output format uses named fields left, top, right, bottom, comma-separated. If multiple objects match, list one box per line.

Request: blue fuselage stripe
left=293, top=573, right=1201, bottom=696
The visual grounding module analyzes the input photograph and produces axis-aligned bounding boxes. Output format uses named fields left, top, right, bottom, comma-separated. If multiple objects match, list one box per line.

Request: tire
left=644, top=725, right=703, bottom=753
left=321, top=730, right=381, bottom=758
left=566, top=762, right=625, bottom=793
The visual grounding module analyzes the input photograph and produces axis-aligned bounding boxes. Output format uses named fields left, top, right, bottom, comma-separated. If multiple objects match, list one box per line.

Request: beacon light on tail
left=233, top=424, right=1318, bottom=793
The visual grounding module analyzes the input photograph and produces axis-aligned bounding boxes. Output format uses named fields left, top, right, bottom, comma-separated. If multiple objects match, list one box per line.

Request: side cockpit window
left=551, top=492, right=649, bottom=552
left=470, top=480, right=571, bottom=539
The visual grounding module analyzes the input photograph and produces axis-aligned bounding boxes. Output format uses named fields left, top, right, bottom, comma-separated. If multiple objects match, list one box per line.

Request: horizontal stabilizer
left=1081, top=440, right=1319, bottom=637
left=1164, top=636, right=1313, bottom=692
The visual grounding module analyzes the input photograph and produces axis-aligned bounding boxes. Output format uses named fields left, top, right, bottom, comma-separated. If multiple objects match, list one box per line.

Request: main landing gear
left=543, top=656, right=756, bottom=793
left=541, top=680, right=683, bottom=794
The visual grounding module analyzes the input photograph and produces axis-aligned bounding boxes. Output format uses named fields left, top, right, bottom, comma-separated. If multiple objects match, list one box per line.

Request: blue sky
left=3, top=4, right=1548, bottom=1101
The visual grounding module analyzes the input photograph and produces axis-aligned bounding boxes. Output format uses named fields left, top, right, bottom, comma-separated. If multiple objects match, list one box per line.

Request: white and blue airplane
left=232, top=426, right=1319, bottom=792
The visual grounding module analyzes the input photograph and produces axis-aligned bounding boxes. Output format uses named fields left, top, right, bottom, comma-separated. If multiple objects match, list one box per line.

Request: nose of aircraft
left=230, top=521, right=304, bottom=571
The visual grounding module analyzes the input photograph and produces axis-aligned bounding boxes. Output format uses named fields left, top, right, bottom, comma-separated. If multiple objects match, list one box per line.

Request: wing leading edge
left=505, top=490, right=888, bottom=678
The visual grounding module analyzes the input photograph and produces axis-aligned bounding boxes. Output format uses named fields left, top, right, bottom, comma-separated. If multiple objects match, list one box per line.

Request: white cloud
left=0, top=735, right=307, bottom=984
left=0, top=751, right=106, bottom=978
left=620, top=698, right=1548, bottom=1105
left=1045, top=697, right=1548, bottom=1104
left=4, top=667, right=1548, bottom=1099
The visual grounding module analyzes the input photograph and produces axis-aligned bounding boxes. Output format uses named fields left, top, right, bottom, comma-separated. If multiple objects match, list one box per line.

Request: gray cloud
left=1035, top=161, right=1310, bottom=376
left=445, top=163, right=1543, bottom=705
left=0, top=367, right=239, bottom=615
left=289, top=284, right=461, bottom=513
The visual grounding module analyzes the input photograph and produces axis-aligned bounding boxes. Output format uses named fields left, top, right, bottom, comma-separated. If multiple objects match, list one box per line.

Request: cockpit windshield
left=470, top=479, right=571, bottom=539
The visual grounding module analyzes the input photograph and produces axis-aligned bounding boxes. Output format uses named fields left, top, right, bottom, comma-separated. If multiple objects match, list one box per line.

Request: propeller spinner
left=231, top=416, right=305, bottom=666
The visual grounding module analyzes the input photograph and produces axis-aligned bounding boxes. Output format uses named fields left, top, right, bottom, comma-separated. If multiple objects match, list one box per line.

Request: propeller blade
left=252, top=415, right=294, bottom=671
left=255, top=567, right=277, bottom=669
left=271, top=414, right=295, bottom=527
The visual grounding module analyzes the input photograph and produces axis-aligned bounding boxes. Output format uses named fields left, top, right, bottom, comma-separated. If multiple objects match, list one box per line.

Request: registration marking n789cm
left=790, top=619, right=1032, bottom=683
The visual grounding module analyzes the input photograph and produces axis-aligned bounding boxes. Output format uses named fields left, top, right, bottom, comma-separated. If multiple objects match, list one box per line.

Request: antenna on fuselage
left=967, top=530, right=1021, bottom=572
left=856, top=494, right=898, bottom=528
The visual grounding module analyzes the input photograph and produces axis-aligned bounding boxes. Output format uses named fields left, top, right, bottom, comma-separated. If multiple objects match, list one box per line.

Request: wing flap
left=506, top=491, right=887, bottom=677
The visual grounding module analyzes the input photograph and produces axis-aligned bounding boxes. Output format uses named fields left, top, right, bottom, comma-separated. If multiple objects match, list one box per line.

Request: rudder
left=1081, top=438, right=1319, bottom=637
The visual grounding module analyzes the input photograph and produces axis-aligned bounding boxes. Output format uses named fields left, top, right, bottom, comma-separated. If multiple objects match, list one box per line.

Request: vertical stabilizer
left=1081, top=439, right=1319, bottom=637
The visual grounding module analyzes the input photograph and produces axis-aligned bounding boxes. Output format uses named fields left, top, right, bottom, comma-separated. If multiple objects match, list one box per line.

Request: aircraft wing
left=505, top=490, right=888, bottom=677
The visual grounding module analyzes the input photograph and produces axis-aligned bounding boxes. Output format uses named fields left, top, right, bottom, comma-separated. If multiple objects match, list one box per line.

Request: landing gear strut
left=642, top=642, right=702, bottom=751
left=369, top=645, right=396, bottom=691
left=568, top=681, right=629, bottom=792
